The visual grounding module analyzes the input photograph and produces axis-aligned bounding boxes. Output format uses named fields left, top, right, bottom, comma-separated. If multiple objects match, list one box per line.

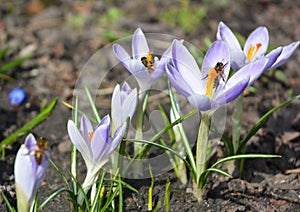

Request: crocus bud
left=14, top=134, right=50, bottom=212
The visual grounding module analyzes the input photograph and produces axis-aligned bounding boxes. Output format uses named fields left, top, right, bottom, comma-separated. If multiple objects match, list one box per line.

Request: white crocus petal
left=187, top=94, right=212, bottom=111
left=15, top=145, right=35, bottom=203
left=67, top=120, right=92, bottom=162
left=107, top=123, right=127, bottom=155
left=132, top=28, right=150, bottom=59
left=121, top=88, right=138, bottom=125
left=111, top=84, right=122, bottom=129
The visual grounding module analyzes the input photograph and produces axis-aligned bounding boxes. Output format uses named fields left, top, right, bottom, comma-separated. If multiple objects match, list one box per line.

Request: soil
left=1, top=0, right=300, bottom=211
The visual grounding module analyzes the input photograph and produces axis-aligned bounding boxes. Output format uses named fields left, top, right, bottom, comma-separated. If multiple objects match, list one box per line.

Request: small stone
left=58, top=140, right=71, bottom=153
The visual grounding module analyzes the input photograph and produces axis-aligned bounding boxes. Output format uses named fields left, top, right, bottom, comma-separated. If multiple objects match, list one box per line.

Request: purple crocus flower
left=217, top=21, right=299, bottom=71
left=67, top=115, right=126, bottom=202
left=166, top=40, right=268, bottom=111
left=14, top=134, right=50, bottom=212
left=111, top=82, right=138, bottom=130
left=67, top=115, right=126, bottom=172
left=8, top=87, right=27, bottom=106
left=113, top=28, right=171, bottom=92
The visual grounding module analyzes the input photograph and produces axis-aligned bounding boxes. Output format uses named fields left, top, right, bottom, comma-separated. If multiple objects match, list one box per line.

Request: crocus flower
left=67, top=114, right=126, bottom=201
left=217, top=21, right=299, bottom=71
left=111, top=82, right=138, bottom=130
left=166, top=40, right=268, bottom=111
left=14, top=134, right=50, bottom=212
left=113, top=28, right=171, bottom=92
left=8, top=87, right=27, bottom=106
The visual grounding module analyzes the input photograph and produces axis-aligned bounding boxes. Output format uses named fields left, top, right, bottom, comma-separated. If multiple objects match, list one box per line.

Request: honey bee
left=141, top=51, right=154, bottom=72
left=203, top=61, right=228, bottom=87
left=212, top=62, right=227, bottom=87
left=34, top=137, right=49, bottom=165
left=204, top=61, right=228, bottom=98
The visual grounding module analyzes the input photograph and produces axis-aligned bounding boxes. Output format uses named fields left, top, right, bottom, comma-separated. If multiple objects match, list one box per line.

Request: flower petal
left=230, top=58, right=269, bottom=86
left=270, top=41, right=300, bottom=69
left=187, top=93, right=212, bottom=111
left=264, top=47, right=282, bottom=70
left=216, top=77, right=249, bottom=105
left=121, top=88, right=138, bottom=126
left=80, top=115, right=94, bottom=143
left=67, top=120, right=92, bottom=161
left=217, top=21, right=242, bottom=51
left=113, top=44, right=132, bottom=73
left=107, top=122, right=127, bottom=156
left=230, top=48, right=247, bottom=71
left=201, top=41, right=231, bottom=80
left=166, top=64, right=193, bottom=97
left=121, top=81, right=132, bottom=93
left=132, top=28, right=150, bottom=60
left=24, top=133, right=37, bottom=152
left=172, top=40, right=202, bottom=92
left=111, top=84, right=122, bottom=129
left=91, top=124, right=110, bottom=162
left=15, top=144, right=35, bottom=202
left=244, top=27, right=269, bottom=61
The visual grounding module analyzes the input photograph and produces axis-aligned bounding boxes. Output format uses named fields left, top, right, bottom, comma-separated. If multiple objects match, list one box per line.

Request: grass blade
left=0, top=55, right=31, bottom=73
left=1, top=192, right=16, bottom=212
left=164, top=177, right=171, bottom=212
left=0, top=98, right=58, bottom=153
left=238, top=95, right=300, bottom=153
left=84, top=86, right=101, bottom=123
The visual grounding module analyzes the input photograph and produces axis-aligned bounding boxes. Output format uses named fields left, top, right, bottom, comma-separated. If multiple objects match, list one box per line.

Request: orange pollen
left=147, top=51, right=153, bottom=63
left=88, top=132, right=94, bottom=141
left=205, top=68, right=218, bottom=98
left=247, top=43, right=262, bottom=62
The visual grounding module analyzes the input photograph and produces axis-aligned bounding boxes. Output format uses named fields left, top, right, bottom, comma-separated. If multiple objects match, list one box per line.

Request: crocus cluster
left=113, top=24, right=299, bottom=112
left=14, top=134, right=50, bottom=212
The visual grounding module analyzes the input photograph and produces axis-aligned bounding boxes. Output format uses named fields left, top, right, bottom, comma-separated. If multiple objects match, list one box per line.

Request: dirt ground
left=1, top=0, right=300, bottom=211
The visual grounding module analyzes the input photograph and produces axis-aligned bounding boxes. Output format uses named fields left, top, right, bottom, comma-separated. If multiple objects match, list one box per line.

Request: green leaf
left=0, top=55, right=31, bottom=73
left=38, top=188, right=75, bottom=210
left=198, top=167, right=232, bottom=188
left=49, top=159, right=70, bottom=190
left=84, top=86, right=101, bottom=123
left=90, top=172, right=105, bottom=212
left=168, top=82, right=197, bottom=174
left=2, top=192, right=16, bottom=212
left=198, top=154, right=280, bottom=188
left=0, top=73, right=16, bottom=81
left=231, top=95, right=243, bottom=155
left=148, top=165, right=154, bottom=211
left=125, top=138, right=195, bottom=179
left=164, top=177, right=171, bottom=212
left=237, top=95, right=300, bottom=153
left=0, top=47, right=9, bottom=60
left=0, top=98, right=58, bottom=154
left=211, top=154, right=281, bottom=168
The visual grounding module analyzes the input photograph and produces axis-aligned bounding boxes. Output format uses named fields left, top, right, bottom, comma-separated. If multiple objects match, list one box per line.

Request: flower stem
left=194, top=112, right=211, bottom=203
left=232, top=95, right=243, bottom=154
left=71, top=96, right=79, bottom=195
left=133, top=91, right=149, bottom=177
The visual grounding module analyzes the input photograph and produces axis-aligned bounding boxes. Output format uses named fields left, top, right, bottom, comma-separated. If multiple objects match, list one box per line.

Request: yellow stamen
left=88, top=132, right=94, bottom=141
left=247, top=43, right=262, bottom=62
left=205, top=68, right=218, bottom=98
left=147, top=51, right=153, bottom=62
